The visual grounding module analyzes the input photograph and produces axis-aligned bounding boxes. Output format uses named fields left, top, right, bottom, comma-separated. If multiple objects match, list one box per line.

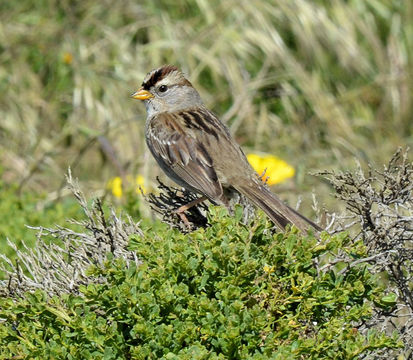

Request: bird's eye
left=159, top=85, right=168, bottom=93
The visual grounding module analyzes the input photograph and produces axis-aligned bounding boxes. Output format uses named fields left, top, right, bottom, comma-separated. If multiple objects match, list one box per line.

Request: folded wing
left=146, top=112, right=224, bottom=201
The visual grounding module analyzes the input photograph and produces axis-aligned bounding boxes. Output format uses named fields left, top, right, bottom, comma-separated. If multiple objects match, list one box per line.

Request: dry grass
left=1, top=0, right=412, bottom=213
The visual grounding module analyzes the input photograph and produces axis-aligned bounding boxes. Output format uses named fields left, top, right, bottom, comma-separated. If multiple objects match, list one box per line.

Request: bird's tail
left=235, top=183, right=322, bottom=233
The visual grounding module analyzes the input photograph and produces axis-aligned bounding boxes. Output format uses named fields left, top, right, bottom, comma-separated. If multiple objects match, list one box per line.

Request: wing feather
left=146, top=112, right=223, bottom=200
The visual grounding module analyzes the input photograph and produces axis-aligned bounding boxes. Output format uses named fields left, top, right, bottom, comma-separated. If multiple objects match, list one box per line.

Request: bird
left=131, top=65, right=321, bottom=233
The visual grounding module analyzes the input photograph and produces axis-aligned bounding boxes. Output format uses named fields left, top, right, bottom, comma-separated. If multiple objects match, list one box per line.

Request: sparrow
left=132, top=65, right=321, bottom=232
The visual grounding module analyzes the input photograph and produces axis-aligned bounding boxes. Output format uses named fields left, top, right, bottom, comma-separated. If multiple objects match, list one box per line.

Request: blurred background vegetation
left=0, top=0, right=412, bottom=252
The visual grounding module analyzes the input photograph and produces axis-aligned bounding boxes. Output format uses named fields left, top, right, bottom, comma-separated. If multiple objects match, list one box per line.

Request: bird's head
left=131, top=65, right=203, bottom=117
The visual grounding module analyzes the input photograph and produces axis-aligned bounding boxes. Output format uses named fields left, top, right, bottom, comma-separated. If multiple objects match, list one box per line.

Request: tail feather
left=236, top=183, right=322, bottom=233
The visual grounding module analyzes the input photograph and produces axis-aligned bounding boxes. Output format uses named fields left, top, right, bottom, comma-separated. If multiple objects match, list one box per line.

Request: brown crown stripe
left=142, top=65, right=180, bottom=90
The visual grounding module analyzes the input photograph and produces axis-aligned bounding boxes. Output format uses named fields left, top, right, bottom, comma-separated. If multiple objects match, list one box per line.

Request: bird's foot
left=173, top=196, right=207, bottom=229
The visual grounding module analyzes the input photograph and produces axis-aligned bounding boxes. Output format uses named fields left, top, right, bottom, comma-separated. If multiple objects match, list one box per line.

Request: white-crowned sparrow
left=132, top=65, right=321, bottom=232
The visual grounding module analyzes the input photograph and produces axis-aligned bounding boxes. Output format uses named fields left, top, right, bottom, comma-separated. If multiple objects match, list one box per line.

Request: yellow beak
left=131, top=87, right=154, bottom=100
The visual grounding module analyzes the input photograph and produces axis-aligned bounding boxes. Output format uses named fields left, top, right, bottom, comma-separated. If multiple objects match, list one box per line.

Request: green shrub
left=0, top=207, right=400, bottom=359
left=0, top=177, right=84, bottom=260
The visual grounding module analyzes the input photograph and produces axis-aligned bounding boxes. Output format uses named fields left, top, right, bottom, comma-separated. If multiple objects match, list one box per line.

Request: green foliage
left=0, top=207, right=401, bottom=359
left=0, top=178, right=84, bottom=260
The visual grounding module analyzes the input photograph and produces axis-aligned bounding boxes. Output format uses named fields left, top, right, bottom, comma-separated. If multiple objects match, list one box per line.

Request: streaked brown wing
left=146, top=111, right=224, bottom=200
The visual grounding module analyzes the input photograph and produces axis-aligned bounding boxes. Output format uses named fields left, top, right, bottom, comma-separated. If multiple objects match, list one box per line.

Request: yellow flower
left=263, top=264, right=275, bottom=274
left=62, top=52, right=73, bottom=65
left=108, top=176, right=123, bottom=198
left=135, top=175, right=147, bottom=195
left=247, top=153, right=295, bottom=185
left=107, top=174, right=148, bottom=198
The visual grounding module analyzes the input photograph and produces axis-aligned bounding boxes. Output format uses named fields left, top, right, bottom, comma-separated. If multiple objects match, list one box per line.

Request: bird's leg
left=174, top=195, right=208, bottom=227
left=176, top=195, right=207, bottom=212
left=258, top=168, right=269, bottom=184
